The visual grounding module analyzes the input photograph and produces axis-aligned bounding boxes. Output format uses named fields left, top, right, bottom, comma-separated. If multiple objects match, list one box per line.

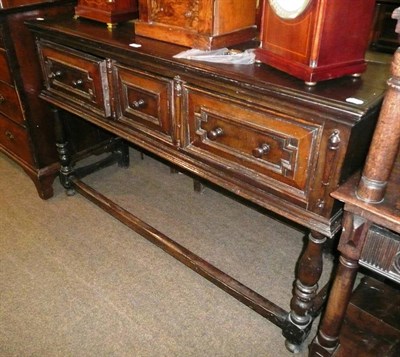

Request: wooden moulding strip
left=72, top=177, right=288, bottom=328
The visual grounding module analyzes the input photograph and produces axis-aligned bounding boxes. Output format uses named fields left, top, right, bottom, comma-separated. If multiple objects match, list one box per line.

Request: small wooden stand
left=75, top=0, right=138, bottom=29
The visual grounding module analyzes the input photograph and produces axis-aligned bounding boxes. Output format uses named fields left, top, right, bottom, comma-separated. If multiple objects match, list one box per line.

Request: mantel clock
left=256, top=0, right=376, bottom=85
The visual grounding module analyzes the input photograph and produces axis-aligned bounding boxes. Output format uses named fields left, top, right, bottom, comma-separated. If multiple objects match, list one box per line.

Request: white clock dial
left=268, top=0, right=312, bottom=19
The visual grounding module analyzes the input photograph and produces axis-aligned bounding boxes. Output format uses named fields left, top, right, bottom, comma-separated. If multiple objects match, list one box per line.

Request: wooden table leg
left=53, top=107, right=75, bottom=196
left=309, top=213, right=371, bottom=356
left=283, top=230, right=326, bottom=352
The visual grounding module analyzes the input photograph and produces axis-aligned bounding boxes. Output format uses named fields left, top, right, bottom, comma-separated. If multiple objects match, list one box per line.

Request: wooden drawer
left=182, top=86, right=321, bottom=201
left=114, top=64, right=174, bottom=144
left=360, top=225, right=400, bottom=284
left=0, top=49, right=13, bottom=85
left=37, top=41, right=111, bottom=118
left=0, top=81, right=24, bottom=124
left=0, top=114, right=33, bottom=164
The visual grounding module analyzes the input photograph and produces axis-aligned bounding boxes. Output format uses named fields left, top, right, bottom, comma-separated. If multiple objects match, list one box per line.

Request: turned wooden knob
left=207, top=127, right=224, bottom=140
left=252, top=143, right=270, bottom=158
left=132, top=99, right=146, bottom=109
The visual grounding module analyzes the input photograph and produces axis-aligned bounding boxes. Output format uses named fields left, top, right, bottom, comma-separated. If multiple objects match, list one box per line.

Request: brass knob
left=207, top=127, right=224, bottom=140
left=252, top=143, right=270, bottom=158
left=132, top=99, right=145, bottom=109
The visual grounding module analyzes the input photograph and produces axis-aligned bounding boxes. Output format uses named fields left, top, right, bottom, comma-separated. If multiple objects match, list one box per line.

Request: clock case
left=75, top=0, right=138, bottom=26
left=134, top=0, right=258, bottom=50
left=256, top=0, right=376, bottom=84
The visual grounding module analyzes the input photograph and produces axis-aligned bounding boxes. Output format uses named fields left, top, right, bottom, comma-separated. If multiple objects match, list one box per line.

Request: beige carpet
left=0, top=148, right=334, bottom=357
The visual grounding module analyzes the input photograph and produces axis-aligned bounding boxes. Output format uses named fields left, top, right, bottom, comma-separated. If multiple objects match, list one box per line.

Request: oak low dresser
left=27, top=17, right=390, bottom=351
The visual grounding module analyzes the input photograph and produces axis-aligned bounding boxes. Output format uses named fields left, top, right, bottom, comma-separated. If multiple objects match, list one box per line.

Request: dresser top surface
left=27, top=16, right=392, bottom=120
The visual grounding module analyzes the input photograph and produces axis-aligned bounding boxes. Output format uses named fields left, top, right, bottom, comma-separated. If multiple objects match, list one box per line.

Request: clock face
left=268, top=0, right=312, bottom=19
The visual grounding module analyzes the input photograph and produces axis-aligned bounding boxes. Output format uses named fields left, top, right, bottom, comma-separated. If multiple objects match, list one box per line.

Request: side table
left=309, top=47, right=400, bottom=356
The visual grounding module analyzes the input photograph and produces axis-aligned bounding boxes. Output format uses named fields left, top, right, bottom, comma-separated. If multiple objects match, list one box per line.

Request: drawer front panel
left=115, top=65, right=174, bottom=143
left=0, top=115, right=33, bottom=164
left=0, top=49, right=13, bottom=85
left=360, top=225, right=400, bottom=284
left=0, top=81, right=24, bottom=124
left=38, top=41, right=111, bottom=117
left=183, top=87, right=320, bottom=199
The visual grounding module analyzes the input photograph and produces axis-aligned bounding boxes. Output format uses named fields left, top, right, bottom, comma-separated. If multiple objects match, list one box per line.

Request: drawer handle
left=49, top=70, right=63, bottom=79
left=72, top=79, right=83, bottom=87
left=252, top=143, right=270, bottom=158
left=0, top=95, right=4, bottom=104
left=5, top=130, right=15, bottom=141
left=132, top=99, right=146, bottom=109
left=207, top=127, right=224, bottom=140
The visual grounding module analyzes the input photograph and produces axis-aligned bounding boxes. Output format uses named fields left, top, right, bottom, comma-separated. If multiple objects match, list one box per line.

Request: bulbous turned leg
left=53, top=108, right=75, bottom=196
left=309, top=255, right=359, bottom=356
left=283, top=231, right=326, bottom=352
left=309, top=213, right=369, bottom=356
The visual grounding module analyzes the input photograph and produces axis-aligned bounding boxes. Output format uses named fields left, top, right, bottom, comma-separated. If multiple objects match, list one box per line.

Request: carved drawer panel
left=360, top=225, right=400, bottom=284
left=37, top=41, right=111, bottom=118
left=0, top=114, right=33, bottom=165
left=183, top=87, right=320, bottom=201
left=0, top=81, right=24, bottom=125
left=114, top=64, right=174, bottom=144
left=0, top=49, right=13, bottom=85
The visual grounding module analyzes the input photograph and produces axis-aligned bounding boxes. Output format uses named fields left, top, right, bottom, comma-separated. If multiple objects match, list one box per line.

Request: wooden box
left=75, top=0, right=138, bottom=27
left=134, top=0, right=258, bottom=50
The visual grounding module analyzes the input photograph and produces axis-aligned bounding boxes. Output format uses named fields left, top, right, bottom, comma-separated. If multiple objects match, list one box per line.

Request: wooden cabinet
left=135, top=0, right=257, bottom=49
left=27, top=17, right=390, bottom=351
left=0, top=0, right=76, bottom=199
left=0, top=0, right=112, bottom=199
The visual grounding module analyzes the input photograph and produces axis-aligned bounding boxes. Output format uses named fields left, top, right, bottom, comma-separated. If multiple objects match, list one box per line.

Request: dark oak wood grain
left=26, top=16, right=391, bottom=351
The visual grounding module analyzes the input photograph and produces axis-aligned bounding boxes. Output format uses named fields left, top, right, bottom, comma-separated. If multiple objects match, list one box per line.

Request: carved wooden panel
left=360, top=225, right=400, bottom=283
left=182, top=85, right=320, bottom=201
left=37, top=41, right=111, bottom=118
left=114, top=64, right=174, bottom=144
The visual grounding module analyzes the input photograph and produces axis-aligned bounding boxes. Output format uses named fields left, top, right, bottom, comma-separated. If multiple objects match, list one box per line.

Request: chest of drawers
left=0, top=0, right=113, bottom=199
left=28, top=17, right=390, bottom=351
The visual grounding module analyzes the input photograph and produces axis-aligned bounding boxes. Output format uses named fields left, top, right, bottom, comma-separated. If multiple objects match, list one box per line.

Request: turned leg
left=309, top=213, right=370, bottom=356
left=116, top=139, right=130, bottom=168
left=193, top=179, right=206, bottom=193
left=53, top=108, right=75, bottom=196
left=309, top=255, right=359, bottom=356
left=283, top=230, right=326, bottom=352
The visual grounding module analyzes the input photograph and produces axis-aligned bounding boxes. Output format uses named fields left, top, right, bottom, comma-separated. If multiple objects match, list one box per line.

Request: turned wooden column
left=357, top=48, right=400, bottom=202
left=309, top=213, right=371, bottom=356
left=283, top=231, right=326, bottom=353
